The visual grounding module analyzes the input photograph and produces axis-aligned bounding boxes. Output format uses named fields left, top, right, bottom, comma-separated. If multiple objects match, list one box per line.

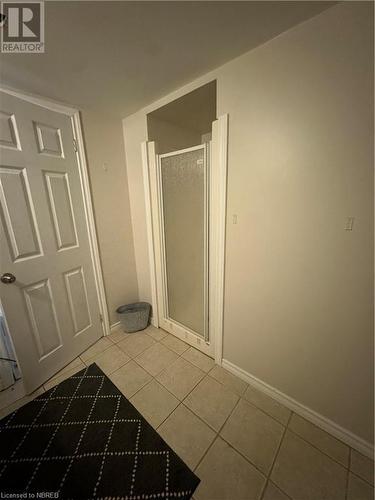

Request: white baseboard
left=222, top=358, right=374, bottom=459
left=109, top=321, right=121, bottom=333
left=109, top=319, right=156, bottom=333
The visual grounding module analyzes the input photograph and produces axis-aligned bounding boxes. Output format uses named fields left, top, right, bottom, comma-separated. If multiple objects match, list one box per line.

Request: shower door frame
left=143, top=114, right=228, bottom=363
left=158, top=144, right=209, bottom=345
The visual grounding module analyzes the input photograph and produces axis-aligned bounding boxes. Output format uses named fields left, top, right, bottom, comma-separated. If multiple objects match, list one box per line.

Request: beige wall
left=122, top=1, right=374, bottom=444
left=219, top=1, right=373, bottom=443
left=81, top=110, right=138, bottom=325
left=122, top=112, right=151, bottom=305
left=147, top=115, right=201, bottom=154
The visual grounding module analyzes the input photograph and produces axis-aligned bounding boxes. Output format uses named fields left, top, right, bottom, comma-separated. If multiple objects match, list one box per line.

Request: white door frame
left=142, top=114, right=228, bottom=364
left=0, top=86, right=110, bottom=341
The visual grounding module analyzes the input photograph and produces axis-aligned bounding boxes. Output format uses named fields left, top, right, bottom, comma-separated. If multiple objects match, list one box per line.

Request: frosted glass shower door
left=159, top=145, right=208, bottom=340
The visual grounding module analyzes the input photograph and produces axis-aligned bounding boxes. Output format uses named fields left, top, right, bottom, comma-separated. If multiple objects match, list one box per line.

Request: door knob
left=1, top=273, right=16, bottom=284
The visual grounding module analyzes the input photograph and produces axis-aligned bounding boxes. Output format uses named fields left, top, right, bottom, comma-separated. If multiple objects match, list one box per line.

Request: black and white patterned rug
left=0, top=363, right=200, bottom=499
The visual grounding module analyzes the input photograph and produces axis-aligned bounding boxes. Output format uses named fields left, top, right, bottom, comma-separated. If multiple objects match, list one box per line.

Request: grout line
left=126, top=375, right=155, bottom=401
left=129, top=335, right=201, bottom=384
left=237, top=392, right=291, bottom=427
left=192, top=433, right=220, bottom=474
left=80, top=341, right=115, bottom=365
left=345, top=449, right=352, bottom=500
left=117, top=330, right=202, bottom=406
left=21, top=332, right=374, bottom=497
left=83, top=335, right=372, bottom=481
left=284, top=423, right=352, bottom=472
left=261, top=480, right=293, bottom=500
left=128, top=358, right=207, bottom=418
left=105, top=332, right=294, bottom=483
left=259, top=411, right=293, bottom=500
left=180, top=397, right=222, bottom=435
left=155, top=400, right=182, bottom=430
left=79, top=340, right=375, bottom=496
left=217, top=433, right=269, bottom=481
left=193, top=396, right=242, bottom=473
left=192, top=421, right=218, bottom=468
left=348, top=469, right=375, bottom=489
left=191, top=382, right=244, bottom=472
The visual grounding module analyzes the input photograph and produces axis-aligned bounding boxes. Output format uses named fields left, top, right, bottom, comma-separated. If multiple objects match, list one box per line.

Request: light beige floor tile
left=221, top=398, right=284, bottom=474
left=289, top=413, right=349, bottom=466
left=184, top=376, right=239, bottom=431
left=145, top=325, right=168, bottom=341
left=350, top=449, right=374, bottom=486
left=271, top=430, right=347, bottom=500
left=209, top=365, right=248, bottom=396
left=117, top=332, right=155, bottom=358
left=135, top=343, right=179, bottom=377
left=44, top=362, right=86, bottom=391
left=109, top=360, right=152, bottom=398
left=49, top=357, right=83, bottom=381
left=130, top=380, right=179, bottom=428
left=347, top=472, right=374, bottom=500
left=263, top=481, right=291, bottom=500
left=107, top=328, right=131, bottom=344
left=182, top=348, right=215, bottom=373
left=194, top=437, right=266, bottom=500
left=243, top=385, right=291, bottom=425
left=0, top=387, right=45, bottom=419
left=161, top=334, right=189, bottom=355
left=88, top=345, right=130, bottom=375
left=156, top=357, right=205, bottom=400
left=80, top=337, right=113, bottom=362
left=158, top=404, right=216, bottom=469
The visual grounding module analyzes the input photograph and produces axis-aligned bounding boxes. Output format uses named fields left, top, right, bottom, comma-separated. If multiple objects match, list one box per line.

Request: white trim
left=141, top=142, right=159, bottom=328
left=0, top=86, right=110, bottom=340
left=110, top=320, right=156, bottom=333
left=158, top=144, right=206, bottom=158
left=71, top=113, right=110, bottom=337
left=0, top=85, right=77, bottom=115
left=156, top=144, right=212, bottom=352
left=222, top=358, right=374, bottom=459
left=203, top=143, right=209, bottom=342
left=110, top=321, right=122, bottom=333
left=211, top=114, right=228, bottom=364
left=158, top=143, right=209, bottom=342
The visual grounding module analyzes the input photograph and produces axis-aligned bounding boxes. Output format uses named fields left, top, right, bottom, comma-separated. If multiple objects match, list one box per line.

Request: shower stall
left=159, top=144, right=209, bottom=341
left=143, top=114, right=228, bottom=360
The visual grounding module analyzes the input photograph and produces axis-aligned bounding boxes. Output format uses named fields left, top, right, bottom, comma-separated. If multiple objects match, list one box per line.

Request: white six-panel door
left=0, top=91, right=103, bottom=392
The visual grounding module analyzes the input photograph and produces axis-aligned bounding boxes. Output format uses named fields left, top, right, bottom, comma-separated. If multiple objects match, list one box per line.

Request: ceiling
left=0, top=1, right=336, bottom=118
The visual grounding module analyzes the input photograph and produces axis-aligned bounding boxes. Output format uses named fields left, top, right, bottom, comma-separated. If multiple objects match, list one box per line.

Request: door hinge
left=73, top=138, right=78, bottom=152
left=99, top=314, right=103, bottom=323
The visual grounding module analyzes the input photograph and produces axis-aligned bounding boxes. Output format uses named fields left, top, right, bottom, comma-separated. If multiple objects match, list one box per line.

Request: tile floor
left=1, top=325, right=374, bottom=500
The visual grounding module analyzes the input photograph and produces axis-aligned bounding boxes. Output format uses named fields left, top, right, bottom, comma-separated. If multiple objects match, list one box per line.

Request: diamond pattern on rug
left=0, top=363, right=200, bottom=499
